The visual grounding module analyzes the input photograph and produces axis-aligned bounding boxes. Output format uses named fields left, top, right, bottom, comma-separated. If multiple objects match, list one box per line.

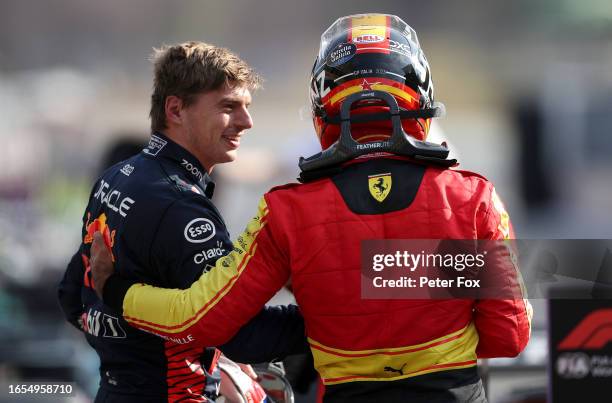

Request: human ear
left=165, top=96, right=184, bottom=126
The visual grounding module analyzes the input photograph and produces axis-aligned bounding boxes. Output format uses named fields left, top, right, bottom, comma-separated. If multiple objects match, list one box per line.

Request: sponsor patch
left=327, top=43, right=356, bottom=67
left=353, top=34, right=384, bottom=44
left=83, top=212, right=116, bottom=248
left=368, top=173, right=392, bottom=202
left=120, top=164, right=134, bottom=176
left=389, top=39, right=411, bottom=55
left=194, top=240, right=226, bottom=264
left=143, top=134, right=167, bottom=156
left=81, top=308, right=127, bottom=339
left=184, top=218, right=216, bottom=243
left=93, top=180, right=135, bottom=218
left=181, top=159, right=204, bottom=182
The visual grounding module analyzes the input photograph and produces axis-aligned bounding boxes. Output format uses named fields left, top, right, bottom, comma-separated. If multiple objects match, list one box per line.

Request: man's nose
left=236, top=107, right=253, bottom=131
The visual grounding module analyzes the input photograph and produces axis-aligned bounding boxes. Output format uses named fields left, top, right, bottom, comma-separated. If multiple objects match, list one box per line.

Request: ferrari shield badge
left=368, top=173, right=392, bottom=202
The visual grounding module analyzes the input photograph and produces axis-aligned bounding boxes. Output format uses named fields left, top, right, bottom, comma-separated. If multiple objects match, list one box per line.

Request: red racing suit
left=104, top=156, right=532, bottom=403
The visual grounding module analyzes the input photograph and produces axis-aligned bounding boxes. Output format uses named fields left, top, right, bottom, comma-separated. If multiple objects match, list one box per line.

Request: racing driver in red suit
left=92, top=14, right=532, bottom=403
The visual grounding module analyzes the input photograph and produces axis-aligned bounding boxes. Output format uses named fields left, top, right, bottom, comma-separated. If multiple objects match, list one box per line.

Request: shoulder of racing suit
left=96, top=133, right=229, bottom=289
left=267, top=182, right=302, bottom=193
left=266, top=157, right=496, bottom=218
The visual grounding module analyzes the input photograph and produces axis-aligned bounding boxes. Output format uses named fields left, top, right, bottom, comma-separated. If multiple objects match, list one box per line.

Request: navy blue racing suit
left=58, top=132, right=306, bottom=402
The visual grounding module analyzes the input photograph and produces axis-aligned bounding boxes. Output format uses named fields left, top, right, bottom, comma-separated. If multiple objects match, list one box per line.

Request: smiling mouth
left=223, top=136, right=241, bottom=149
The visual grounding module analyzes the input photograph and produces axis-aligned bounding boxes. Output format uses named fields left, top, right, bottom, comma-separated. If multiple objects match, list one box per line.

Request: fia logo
left=556, top=353, right=590, bottom=379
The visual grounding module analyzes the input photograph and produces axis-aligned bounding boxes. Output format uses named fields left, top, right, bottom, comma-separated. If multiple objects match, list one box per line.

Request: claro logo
left=558, top=309, right=612, bottom=350
left=184, top=218, right=216, bottom=243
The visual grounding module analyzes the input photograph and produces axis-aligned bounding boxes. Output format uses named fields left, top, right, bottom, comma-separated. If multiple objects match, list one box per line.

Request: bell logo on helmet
left=368, top=173, right=392, bottom=202
left=353, top=34, right=385, bottom=44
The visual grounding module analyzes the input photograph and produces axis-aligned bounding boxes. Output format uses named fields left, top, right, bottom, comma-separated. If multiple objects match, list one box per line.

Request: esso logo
left=184, top=218, right=216, bottom=243
left=354, top=34, right=384, bottom=44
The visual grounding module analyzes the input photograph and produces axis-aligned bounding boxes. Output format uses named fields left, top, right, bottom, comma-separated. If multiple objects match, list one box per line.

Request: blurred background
left=1, top=0, right=612, bottom=401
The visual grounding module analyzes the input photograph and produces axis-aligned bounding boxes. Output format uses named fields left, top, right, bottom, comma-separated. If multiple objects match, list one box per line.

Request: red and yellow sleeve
left=474, top=186, right=533, bottom=358
left=120, top=196, right=290, bottom=347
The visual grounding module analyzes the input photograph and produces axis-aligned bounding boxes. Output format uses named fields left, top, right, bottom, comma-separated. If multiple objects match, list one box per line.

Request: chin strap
left=300, top=90, right=456, bottom=175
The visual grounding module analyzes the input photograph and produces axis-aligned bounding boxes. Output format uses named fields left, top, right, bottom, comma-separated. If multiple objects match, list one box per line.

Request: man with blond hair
left=58, top=41, right=305, bottom=402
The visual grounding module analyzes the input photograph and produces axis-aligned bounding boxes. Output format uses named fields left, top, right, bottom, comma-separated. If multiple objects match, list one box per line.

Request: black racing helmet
left=309, top=13, right=442, bottom=150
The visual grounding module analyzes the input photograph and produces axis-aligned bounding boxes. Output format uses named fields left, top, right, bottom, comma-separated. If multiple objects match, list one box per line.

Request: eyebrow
left=218, top=97, right=251, bottom=107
